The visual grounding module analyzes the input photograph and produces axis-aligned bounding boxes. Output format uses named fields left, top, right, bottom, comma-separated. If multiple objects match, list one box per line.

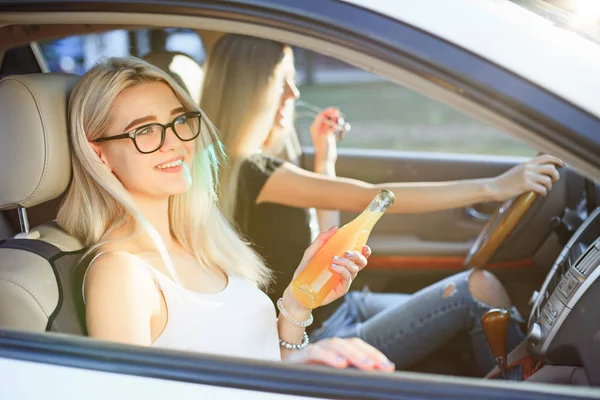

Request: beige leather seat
left=0, top=73, right=87, bottom=334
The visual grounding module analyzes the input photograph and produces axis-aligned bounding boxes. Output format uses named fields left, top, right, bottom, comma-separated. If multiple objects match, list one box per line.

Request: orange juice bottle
left=290, top=190, right=395, bottom=309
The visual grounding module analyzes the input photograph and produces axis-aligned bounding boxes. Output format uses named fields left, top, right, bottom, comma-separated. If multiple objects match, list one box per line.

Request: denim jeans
left=310, top=270, right=525, bottom=375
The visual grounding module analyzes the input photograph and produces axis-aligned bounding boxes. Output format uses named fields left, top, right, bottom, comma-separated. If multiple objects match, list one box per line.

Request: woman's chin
left=159, top=181, right=192, bottom=197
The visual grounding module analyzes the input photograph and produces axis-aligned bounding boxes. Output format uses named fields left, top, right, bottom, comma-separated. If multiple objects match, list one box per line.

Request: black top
left=234, top=154, right=313, bottom=303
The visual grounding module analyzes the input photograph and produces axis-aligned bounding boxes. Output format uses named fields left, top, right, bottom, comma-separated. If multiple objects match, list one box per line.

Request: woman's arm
left=277, top=288, right=312, bottom=360
left=258, top=155, right=563, bottom=214
left=85, top=252, right=160, bottom=345
left=313, top=155, right=340, bottom=231
left=312, top=108, right=340, bottom=230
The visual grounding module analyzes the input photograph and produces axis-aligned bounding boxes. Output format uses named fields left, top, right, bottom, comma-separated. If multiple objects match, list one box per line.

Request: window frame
left=0, top=329, right=586, bottom=400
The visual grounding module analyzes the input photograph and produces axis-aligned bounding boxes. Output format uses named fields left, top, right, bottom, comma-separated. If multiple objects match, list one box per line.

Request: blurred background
left=37, top=0, right=599, bottom=158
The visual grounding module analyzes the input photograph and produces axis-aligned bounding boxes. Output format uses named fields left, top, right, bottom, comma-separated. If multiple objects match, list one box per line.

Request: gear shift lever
left=481, top=308, right=510, bottom=379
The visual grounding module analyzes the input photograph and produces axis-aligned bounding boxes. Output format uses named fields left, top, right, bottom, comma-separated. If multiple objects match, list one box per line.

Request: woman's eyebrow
left=124, top=115, right=156, bottom=131
left=170, top=106, right=187, bottom=115
left=123, top=107, right=186, bottom=131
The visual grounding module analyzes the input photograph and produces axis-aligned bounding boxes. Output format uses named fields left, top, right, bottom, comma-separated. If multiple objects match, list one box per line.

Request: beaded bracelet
left=279, top=331, right=310, bottom=351
left=276, top=298, right=313, bottom=328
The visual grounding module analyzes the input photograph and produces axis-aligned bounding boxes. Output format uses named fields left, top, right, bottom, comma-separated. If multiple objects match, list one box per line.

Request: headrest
left=142, top=51, right=203, bottom=104
left=0, top=73, right=78, bottom=210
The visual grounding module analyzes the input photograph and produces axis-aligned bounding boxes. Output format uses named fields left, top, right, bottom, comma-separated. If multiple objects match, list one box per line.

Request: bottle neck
left=364, top=190, right=395, bottom=213
left=349, top=208, right=385, bottom=233
left=360, top=211, right=384, bottom=231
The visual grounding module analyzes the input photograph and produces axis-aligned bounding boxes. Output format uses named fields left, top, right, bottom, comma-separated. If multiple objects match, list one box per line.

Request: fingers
left=362, top=245, right=372, bottom=259
left=328, top=248, right=369, bottom=287
left=321, top=338, right=395, bottom=372
left=522, top=156, right=562, bottom=196
left=528, top=165, right=558, bottom=196
left=286, top=338, right=395, bottom=372
left=330, top=260, right=354, bottom=283
left=538, top=174, right=553, bottom=192
left=530, top=154, right=565, bottom=167
left=322, top=107, right=341, bottom=120
left=343, top=250, right=368, bottom=271
left=317, top=108, right=341, bottom=134
left=534, top=164, right=561, bottom=182
left=525, top=171, right=551, bottom=196
left=288, top=343, right=349, bottom=369
left=530, top=182, right=549, bottom=197
left=346, top=337, right=394, bottom=370
left=330, top=250, right=368, bottom=280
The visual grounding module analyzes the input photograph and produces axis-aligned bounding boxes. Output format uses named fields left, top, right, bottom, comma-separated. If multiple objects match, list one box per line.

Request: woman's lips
left=155, top=158, right=184, bottom=173
left=156, top=164, right=183, bottom=173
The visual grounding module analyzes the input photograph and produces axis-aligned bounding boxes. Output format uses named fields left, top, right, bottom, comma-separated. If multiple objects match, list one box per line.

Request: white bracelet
left=276, top=298, right=313, bottom=327
left=279, top=331, right=310, bottom=351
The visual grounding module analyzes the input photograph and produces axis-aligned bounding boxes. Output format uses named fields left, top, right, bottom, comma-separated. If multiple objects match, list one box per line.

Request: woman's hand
left=286, top=227, right=370, bottom=309
left=310, top=107, right=340, bottom=167
left=487, top=154, right=564, bottom=201
left=284, top=337, right=395, bottom=372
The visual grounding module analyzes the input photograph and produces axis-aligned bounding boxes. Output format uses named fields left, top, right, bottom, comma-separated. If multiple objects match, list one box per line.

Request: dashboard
left=528, top=204, right=600, bottom=385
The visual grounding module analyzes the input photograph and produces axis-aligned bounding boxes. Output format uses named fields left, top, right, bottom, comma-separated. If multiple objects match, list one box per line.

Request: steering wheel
left=463, top=192, right=538, bottom=269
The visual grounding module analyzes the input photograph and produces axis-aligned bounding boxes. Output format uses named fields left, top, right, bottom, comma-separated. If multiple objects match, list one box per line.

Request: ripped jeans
left=310, top=270, right=525, bottom=375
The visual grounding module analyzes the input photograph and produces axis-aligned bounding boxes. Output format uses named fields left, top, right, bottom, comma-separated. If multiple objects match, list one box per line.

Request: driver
left=199, top=34, right=564, bottom=375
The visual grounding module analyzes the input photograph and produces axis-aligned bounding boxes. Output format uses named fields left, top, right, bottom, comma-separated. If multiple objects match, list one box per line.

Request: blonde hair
left=200, top=35, right=288, bottom=220
left=57, top=57, right=271, bottom=289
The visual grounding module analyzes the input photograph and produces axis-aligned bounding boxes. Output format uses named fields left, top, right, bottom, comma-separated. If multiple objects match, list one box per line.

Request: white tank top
left=85, top=252, right=281, bottom=362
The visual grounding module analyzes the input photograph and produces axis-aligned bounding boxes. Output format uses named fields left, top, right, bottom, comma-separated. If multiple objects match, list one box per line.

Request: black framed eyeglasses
left=92, top=112, right=203, bottom=154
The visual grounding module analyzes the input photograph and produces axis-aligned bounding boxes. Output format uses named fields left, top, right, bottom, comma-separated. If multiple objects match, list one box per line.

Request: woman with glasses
left=200, top=34, right=563, bottom=374
left=58, top=57, right=396, bottom=371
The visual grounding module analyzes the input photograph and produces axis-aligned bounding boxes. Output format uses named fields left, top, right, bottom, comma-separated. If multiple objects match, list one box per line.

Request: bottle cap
left=379, top=189, right=395, bottom=205
left=367, top=190, right=395, bottom=213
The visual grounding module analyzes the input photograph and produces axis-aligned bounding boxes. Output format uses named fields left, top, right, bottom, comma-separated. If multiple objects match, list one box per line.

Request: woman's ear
left=88, top=142, right=112, bottom=171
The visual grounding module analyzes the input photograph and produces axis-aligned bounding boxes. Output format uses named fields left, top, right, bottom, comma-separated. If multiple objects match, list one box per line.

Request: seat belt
left=0, top=238, right=88, bottom=334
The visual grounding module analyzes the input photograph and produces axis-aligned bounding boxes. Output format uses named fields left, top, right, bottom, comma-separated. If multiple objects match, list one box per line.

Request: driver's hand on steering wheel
left=487, top=154, right=564, bottom=201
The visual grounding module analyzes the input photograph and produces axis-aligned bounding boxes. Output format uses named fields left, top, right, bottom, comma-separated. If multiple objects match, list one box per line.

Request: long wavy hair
left=200, top=34, right=290, bottom=220
left=57, top=57, right=271, bottom=289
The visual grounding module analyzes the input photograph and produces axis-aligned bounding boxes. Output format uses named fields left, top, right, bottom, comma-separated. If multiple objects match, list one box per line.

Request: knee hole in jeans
left=467, top=269, right=512, bottom=309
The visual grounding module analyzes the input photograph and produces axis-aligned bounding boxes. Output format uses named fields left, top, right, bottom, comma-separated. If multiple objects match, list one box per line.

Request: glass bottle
left=290, top=190, right=395, bottom=309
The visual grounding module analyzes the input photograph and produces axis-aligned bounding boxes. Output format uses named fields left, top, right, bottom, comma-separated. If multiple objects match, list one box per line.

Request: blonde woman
left=200, top=34, right=563, bottom=374
left=56, top=57, right=395, bottom=372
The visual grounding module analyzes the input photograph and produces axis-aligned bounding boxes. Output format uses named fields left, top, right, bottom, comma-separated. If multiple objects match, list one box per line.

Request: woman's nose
left=159, top=125, right=182, bottom=152
left=284, top=79, right=300, bottom=100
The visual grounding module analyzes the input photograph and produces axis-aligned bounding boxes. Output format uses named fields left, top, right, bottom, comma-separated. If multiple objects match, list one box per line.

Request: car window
left=293, top=48, right=536, bottom=157
left=38, top=28, right=206, bottom=75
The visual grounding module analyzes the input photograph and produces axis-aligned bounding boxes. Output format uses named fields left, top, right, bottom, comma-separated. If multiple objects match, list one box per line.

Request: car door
left=0, top=329, right=593, bottom=400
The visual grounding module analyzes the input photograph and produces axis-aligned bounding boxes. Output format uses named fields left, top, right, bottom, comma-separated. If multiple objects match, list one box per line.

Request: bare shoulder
left=84, top=250, right=160, bottom=344
left=85, top=251, right=156, bottom=299
left=87, top=250, right=147, bottom=274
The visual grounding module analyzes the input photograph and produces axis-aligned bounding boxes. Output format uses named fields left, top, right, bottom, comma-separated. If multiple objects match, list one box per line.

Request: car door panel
left=0, top=330, right=587, bottom=400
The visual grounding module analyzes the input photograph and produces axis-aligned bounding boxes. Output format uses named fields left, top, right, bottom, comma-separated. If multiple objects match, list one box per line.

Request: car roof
left=341, top=0, right=600, bottom=119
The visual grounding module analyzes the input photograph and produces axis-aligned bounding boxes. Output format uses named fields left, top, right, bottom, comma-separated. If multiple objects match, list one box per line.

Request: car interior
left=0, top=20, right=599, bottom=390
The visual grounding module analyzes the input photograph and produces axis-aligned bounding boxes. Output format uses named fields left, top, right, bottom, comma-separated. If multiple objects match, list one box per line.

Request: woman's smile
left=155, top=156, right=184, bottom=173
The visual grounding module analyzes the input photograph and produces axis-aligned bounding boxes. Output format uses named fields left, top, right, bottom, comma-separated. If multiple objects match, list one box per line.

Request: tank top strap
left=82, top=251, right=162, bottom=304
